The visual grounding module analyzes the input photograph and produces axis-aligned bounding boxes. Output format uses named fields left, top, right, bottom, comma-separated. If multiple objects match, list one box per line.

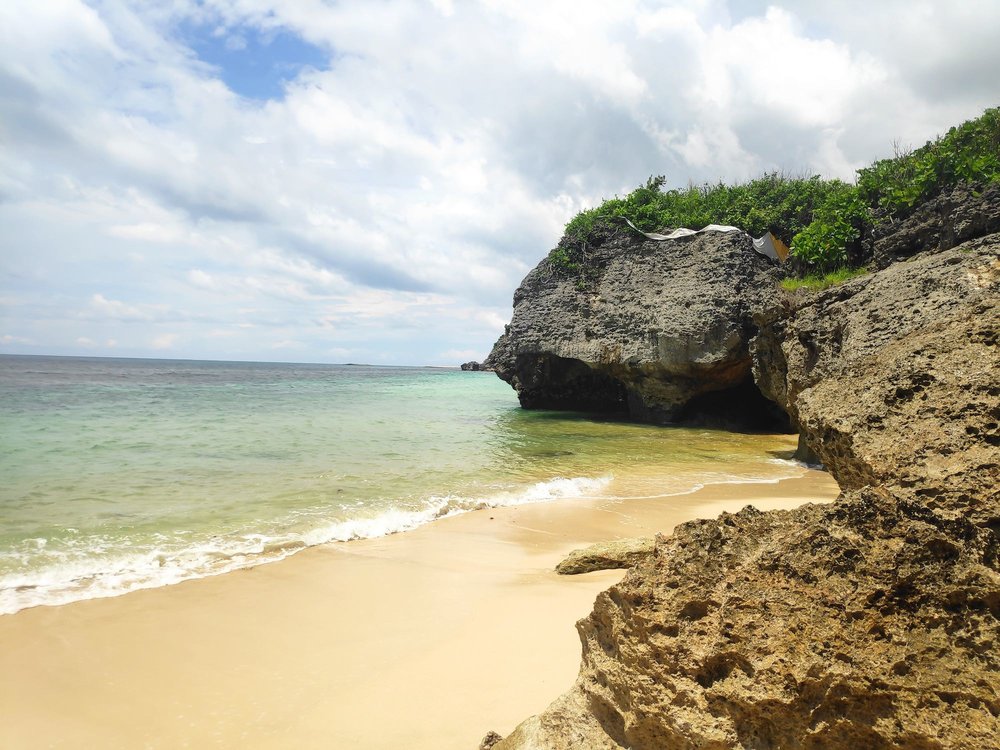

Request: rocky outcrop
left=490, top=228, right=1000, bottom=748
left=871, top=183, right=1000, bottom=269
left=499, top=493, right=1000, bottom=749
left=461, top=361, right=492, bottom=371
left=478, top=730, right=504, bottom=749
left=753, top=238, right=1000, bottom=528
left=488, top=228, right=788, bottom=427
left=555, top=537, right=655, bottom=575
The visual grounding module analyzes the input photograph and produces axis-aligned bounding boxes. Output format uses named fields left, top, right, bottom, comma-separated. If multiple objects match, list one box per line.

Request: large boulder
left=488, top=228, right=787, bottom=426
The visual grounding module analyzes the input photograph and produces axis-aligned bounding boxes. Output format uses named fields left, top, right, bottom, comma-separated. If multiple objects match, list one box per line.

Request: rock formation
left=461, top=360, right=491, bottom=371
left=498, top=491, right=1000, bottom=749
left=870, top=182, right=1000, bottom=269
left=555, top=537, right=655, bottom=575
left=753, top=239, right=1000, bottom=529
left=487, top=227, right=788, bottom=427
left=487, top=215, right=999, bottom=747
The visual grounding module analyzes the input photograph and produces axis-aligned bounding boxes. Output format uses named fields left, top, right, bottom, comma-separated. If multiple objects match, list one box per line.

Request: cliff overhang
left=487, top=228, right=790, bottom=431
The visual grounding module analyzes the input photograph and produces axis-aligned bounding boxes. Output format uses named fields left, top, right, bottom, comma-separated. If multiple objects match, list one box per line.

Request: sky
left=1, top=1, right=998, bottom=366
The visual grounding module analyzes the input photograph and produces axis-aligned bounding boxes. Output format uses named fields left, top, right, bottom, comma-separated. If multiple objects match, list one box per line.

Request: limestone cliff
left=487, top=214, right=1000, bottom=747
left=752, top=240, right=999, bottom=529
left=487, top=227, right=787, bottom=427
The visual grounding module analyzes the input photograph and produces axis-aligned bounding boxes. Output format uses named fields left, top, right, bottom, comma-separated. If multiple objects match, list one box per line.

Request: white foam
left=768, top=456, right=826, bottom=470
left=299, top=475, right=613, bottom=545
left=0, top=475, right=612, bottom=616
left=0, top=467, right=816, bottom=617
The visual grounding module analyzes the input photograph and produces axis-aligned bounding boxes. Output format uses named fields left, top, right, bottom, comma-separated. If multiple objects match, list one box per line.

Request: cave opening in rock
left=674, top=378, right=793, bottom=433
left=510, top=355, right=791, bottom=433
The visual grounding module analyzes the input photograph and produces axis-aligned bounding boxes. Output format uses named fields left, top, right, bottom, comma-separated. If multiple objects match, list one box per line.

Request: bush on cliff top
left=563, top=173, right=847, bottom=249
left=857, top=107, right=1000, bottom=216
left=552, top=106, right=1000, bottom=275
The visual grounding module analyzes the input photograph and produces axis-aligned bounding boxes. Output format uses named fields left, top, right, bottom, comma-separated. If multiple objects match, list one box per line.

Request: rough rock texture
left=461, top=361, right=492, bottom=371
left=499, top=494, right=1000, bottom=749
left=488, top=229, right=786, bottom=425
left=752, top=238, right=1000, bottom=529
left=479, top=730, right=504, bottom=749
left=555, top=537, right=655, bottom=575
left=871, top=183, right=1000, bottom=270
left=490, top=231, right=1000, bottom=749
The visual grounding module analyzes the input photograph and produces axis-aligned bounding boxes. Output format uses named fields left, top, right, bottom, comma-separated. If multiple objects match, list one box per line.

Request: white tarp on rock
left=624, top=218, right=741, bottom=241
left=624, top=218, right=787, bottom=263
left=752, top=233, right=790, bottom=262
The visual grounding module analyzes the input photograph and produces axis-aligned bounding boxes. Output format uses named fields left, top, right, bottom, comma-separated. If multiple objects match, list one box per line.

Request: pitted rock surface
left=752, top=236, right=1000, bottom=527
left=871, top=183, right=1000, bottom=269
left=496, top=494, right=1000, bottom=750
left=488, top=229, right=1000, bottom=749
left=488, top=228, right=784, bottom=424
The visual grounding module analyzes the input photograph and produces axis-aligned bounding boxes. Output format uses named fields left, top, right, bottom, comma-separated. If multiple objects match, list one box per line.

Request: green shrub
left=554, top=172, right=846, bottom=267
left=552, top=107, right=999, bottom=277
left=857, top=107, right=1000, bottom=217
left=789, top=185, right=870, bottom=272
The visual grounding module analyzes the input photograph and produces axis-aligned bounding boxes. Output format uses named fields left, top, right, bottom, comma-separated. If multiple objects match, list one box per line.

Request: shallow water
left=0, top=355, right=803, bottom=614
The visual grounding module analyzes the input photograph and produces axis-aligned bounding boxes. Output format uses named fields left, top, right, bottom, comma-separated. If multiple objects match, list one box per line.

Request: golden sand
left=0, top=470, right=839, bottom=749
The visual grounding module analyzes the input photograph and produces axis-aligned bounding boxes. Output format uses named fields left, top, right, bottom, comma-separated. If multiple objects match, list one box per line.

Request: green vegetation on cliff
left=858, top=107, right=1000, bottom=216
left=553, top=107, right=1000, bottom=275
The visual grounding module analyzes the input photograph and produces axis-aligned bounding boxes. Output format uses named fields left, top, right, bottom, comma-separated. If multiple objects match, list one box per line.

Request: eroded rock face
left=555, top=537, right=655, bottom=575
left=753, top=237, right=1000, bottom=527
left=491, top=231, right=1000, bottom=749
left=499, top=493, right=1000, bottom=750
left=488, top=228, right=786, bottom=426
left=871, top=183, right=1000, bottom=269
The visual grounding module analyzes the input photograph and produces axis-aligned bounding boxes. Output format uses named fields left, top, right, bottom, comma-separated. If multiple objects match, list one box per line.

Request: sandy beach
left=0, top=469, right=839, bottom=749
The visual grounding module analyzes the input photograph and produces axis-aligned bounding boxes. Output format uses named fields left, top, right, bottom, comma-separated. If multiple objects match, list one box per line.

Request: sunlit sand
left=0, top=470, right=838, bottom=749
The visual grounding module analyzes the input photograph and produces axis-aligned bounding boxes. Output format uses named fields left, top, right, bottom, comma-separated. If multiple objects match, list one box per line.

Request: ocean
left=0, top=355, right=805, bottom=615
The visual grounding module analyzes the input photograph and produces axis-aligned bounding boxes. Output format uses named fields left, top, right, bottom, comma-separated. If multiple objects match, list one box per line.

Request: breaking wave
left=0, top=475, right=612, bottom=616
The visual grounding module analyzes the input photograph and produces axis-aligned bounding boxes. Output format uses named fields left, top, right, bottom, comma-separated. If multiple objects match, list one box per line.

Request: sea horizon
left=0, top=351, right=469, bottom=370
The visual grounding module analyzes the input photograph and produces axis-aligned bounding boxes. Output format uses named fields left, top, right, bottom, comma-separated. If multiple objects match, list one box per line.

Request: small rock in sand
left=555, top=537, right=655, bottom=575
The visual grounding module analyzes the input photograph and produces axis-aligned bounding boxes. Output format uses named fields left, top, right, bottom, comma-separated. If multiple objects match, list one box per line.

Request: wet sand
left=0, top=470, right=839, bottom=749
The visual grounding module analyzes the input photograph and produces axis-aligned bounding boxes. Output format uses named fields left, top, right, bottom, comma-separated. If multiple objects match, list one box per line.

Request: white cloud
left=89, top=293, right=150, bottom=321
left=188, top=269, right=217, bottom=289
left=151, top=333, right=178, bottom=350
left=705, top=8, right=887, bottom=127
left=1, top=0, right=998, bottom=363
left=107, top=221, right=189, bottom=243
left=1, top=334, right=33, bottom=345
left=440, top=348, right=483, bottom=362
left=270, top=339, right=304, bottom=349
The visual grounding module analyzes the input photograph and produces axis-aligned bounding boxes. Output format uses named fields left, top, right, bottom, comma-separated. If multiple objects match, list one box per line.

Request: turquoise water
left=0, top=355, right=803, bottom=614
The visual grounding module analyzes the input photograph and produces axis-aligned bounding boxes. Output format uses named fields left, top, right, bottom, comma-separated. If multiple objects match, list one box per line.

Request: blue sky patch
left=180, top=20, right=329, bottom=100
